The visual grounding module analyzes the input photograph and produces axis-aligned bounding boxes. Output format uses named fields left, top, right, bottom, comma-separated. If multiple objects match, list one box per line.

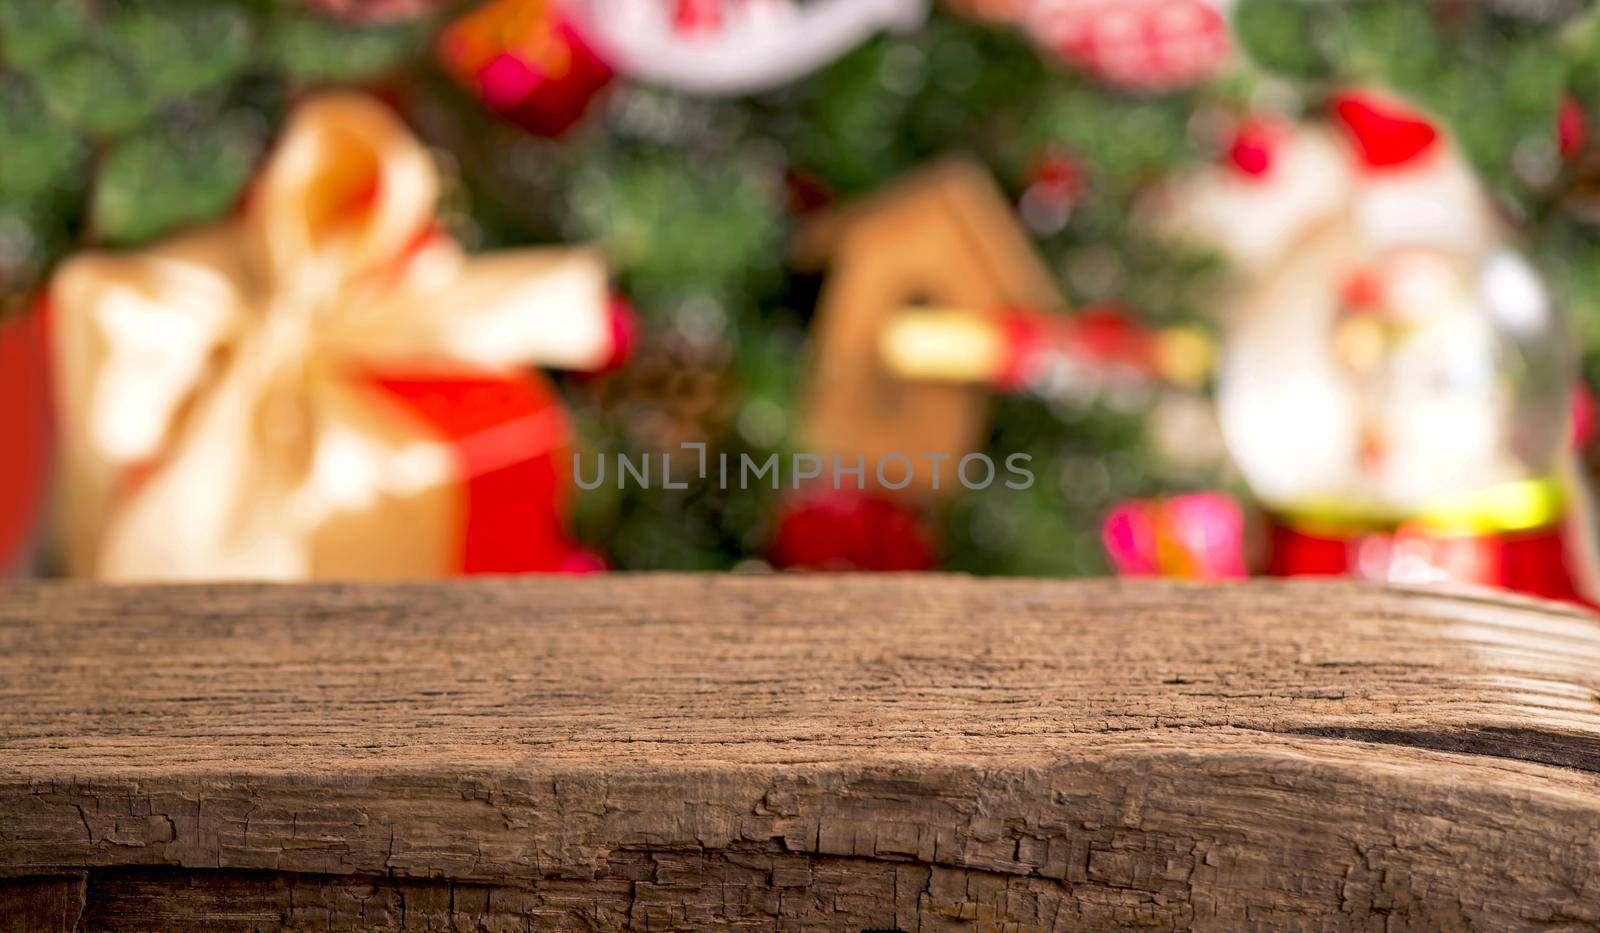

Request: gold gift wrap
left=49, top=93, right=615, bottom=581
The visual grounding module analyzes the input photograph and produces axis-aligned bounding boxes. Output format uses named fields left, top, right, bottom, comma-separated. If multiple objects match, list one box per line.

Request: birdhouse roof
left=793, top=156, right=1066, bottom=314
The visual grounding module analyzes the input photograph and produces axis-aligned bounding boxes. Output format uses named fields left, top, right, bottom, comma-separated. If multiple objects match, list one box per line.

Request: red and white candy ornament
left=1023, top=0, right=1233, bottom=91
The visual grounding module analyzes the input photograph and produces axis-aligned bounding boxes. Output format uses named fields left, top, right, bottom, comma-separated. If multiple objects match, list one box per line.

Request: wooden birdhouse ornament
left=795, top=157, right=1066, bottom=500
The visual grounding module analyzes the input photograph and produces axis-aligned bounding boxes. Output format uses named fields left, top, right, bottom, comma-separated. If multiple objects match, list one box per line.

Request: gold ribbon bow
left=51, top=93, right=613, bottom=580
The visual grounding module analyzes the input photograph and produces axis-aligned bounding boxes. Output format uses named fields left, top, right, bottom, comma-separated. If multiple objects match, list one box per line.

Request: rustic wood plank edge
left=3, top=575, right=1600, bottom=929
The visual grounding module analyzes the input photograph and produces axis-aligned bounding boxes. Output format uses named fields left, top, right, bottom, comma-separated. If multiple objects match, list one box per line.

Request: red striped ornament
left=1024, top=0, right=1231, bottom=91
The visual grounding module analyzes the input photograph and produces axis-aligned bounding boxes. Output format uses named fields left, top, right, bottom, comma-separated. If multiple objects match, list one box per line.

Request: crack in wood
left=1272, top=724, right=1600, bottom=776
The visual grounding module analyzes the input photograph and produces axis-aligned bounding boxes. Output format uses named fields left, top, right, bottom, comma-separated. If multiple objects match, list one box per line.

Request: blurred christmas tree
left=0, top=0, right=427, bottom=282
left=4, top=0, right=1600, bottom=575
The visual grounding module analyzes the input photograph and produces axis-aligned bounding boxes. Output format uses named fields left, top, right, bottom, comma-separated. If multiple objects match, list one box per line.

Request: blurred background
left=4, top=0, right=1600, bottom=601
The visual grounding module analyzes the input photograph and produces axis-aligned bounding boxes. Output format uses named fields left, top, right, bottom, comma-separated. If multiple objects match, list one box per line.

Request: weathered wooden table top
left=4, top=575, right=1600, bottom=931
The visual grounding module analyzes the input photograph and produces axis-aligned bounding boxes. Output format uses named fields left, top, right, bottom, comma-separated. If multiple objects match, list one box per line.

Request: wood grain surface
left=3, top=575, right=1600, bottom=931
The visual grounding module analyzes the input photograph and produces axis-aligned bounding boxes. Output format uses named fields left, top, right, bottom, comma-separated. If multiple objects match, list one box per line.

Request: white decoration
left=568, top=0, right=929, bottom=96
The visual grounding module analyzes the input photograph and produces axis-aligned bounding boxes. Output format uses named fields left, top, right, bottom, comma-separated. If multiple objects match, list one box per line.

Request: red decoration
left=603, top=295, right=639, bottom=372
left=1268, top=521, right=1588, bottom=608
left=672, top=0, right=724, bottom=34
left=0, top=311, right=50, bottom=573
left=1559, top=94, right=1588, bottom=162
left=770, top=488, right=937, bottom=571
left=1069, top=307, right=1159, bottom=371
left=1025, top=0, right=1231, bottom=91
left=1026, top=149, right=1086, bottom=206
left=992, top=305, right=1160, bottom=390
left=438, top=0, right=615, bottom=137
left=1226, top=119, right=1286, bottom=178
left=784, top=166, right=836, bottom=215
left=569, top=295, right=639, bottom=379
left=1331, top=92, right=1440, bottom=169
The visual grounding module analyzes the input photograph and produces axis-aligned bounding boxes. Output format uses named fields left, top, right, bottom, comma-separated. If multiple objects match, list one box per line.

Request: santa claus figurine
left=1146, top=90, right=1596, bottom=605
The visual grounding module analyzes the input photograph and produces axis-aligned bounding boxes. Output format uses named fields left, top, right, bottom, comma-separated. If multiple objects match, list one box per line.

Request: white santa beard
left=1222, top=232, right=1530, bottom=516
left=1375, top=312, right=1515, bottom=507
left=1219, top=358, right=1361, bottom=509
left=1217, top=230, right=1364, bottom=510
left=1379, top=396, right=1509, bottom=507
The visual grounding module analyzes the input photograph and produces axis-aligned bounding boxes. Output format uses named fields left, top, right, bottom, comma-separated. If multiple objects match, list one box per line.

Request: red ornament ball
left=1559, top=94, right=1588, bottom=162
left=437, top=0, right=614, bottom=137
left=770, top=488, right=937, bottom=571
left=1226, top=118, right=1289, bottom=178
left=1027, top=148, right=1086, bottom=205
left=1024, top=0, right=1231, bottom=91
